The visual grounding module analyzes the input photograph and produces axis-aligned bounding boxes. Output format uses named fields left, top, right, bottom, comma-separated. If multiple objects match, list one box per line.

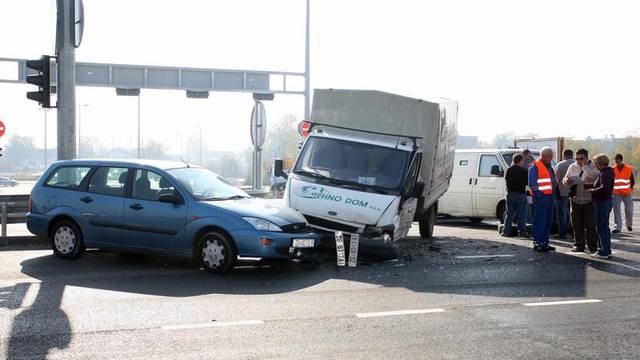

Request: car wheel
left=197, top=231, right=237, bottom=274
left=50, top=220, right=85, bottom=259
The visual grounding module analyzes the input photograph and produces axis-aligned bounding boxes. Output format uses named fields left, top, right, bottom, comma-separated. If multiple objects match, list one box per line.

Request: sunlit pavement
left=1, top=205, right=640, bottom=359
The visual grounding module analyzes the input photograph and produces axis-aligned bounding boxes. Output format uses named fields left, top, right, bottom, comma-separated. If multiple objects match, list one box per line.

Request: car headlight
left=243, top=217, right=282, bottom=232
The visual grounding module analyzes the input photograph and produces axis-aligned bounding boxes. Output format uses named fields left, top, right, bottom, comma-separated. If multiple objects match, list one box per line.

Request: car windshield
left=502, top=151, right=540, bottom=166
left=167, top=167, right=249, bottom=201
left=293, top=136, right=410, bottom=190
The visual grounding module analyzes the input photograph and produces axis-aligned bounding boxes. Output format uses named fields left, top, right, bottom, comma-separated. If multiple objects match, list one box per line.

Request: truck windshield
left=294, top=137, right=410, bottom=190
left=168, top=167, right=249, bottom=201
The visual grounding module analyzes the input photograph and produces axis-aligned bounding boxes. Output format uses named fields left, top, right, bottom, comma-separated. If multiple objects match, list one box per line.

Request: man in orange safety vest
left=612, top=153, right=634, bottom=233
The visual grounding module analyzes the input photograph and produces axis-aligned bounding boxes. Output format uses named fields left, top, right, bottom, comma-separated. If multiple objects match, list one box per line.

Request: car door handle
left=474, top=178, right=478, bottom=185
left=80, top=196, right=93, bottom=203
left=469, top=178, right=473, bottom=185
left=129, top=203, right=143, bottom=211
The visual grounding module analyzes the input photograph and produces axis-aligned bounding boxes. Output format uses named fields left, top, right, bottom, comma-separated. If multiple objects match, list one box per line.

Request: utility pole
left=304, top=0, right=311, bottom=121
left=137, top=93, right=141, bottom=159
left=43, top=108, right=47, bottom=169
left=56, top=0, right=77, bottom=160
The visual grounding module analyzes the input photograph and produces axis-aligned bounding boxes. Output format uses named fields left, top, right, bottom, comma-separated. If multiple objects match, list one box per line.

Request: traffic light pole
left=55, top=0, right=76, bottom=160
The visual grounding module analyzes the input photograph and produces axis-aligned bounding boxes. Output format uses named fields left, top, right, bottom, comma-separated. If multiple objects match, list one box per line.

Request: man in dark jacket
left=503, top=154, right=529, bottom=237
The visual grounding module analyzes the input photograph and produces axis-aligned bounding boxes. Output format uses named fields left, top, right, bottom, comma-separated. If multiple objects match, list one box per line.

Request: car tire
left=197, top=231, right=237, bottom=274
left=419, top=206, right=436, bottom=239
left=50, top=220, right=85, bottom=259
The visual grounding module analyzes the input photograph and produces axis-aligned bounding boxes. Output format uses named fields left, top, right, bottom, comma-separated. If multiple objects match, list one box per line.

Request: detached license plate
left=292, top=239, right=315, bottom=248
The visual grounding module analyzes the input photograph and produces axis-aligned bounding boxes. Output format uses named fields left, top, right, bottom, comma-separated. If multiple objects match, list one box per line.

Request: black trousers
left=571, top=201, right=598, bottom=252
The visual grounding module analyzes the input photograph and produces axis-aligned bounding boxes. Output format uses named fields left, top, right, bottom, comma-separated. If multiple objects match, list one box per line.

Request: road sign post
left=250, top=101, right=267, bottom=190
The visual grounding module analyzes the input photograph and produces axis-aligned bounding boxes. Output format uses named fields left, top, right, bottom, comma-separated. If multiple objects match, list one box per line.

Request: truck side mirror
left=274, top=158, right=288, bottom=180
left=490, top=165, right=504, bottom=177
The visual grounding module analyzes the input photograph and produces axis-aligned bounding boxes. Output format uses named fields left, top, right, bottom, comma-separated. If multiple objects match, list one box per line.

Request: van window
left=479, top=155, right=501, bottom=177
left=45, top=166, right=91, bottom=190
left=88, top=167, right=129, bottom=196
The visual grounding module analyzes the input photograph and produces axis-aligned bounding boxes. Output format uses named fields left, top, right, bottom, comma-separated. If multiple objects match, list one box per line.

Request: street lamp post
left=43, top=108, right=47, bottom=170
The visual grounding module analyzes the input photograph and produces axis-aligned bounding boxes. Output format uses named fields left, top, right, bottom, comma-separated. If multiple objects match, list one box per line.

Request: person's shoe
left=628, top=227, right=633, bottom=232
left=542, top=245, right=556, bottom=252
left=571, top=247, right=585, bottom=253
left=612, top=229, right=621, bottom=234
left=590, top=252, right=611, bottom=259
left=533, top=245, right=543, bottom=252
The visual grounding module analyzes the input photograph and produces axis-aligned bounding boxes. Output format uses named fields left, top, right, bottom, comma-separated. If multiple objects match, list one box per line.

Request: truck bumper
left=316, top=230, right=399, bottom=259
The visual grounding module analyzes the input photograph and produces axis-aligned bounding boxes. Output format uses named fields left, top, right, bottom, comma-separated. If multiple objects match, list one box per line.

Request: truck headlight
left=243, top=217, right=282, bottom=232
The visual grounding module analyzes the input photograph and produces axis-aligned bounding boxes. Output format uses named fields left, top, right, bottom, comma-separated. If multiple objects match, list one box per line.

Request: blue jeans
left=555, top=196, right=570, bottom=237
left=533, top=194, right=554, bottom=246
left=504, top=192, right=528, bottom=236
left=595, top=200, right=613, bottom=256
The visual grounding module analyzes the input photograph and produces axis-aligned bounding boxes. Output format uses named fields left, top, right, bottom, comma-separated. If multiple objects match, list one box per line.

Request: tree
left=140, top=140, right=169, bottom=160
left=4, top=135, right=38, bottom=163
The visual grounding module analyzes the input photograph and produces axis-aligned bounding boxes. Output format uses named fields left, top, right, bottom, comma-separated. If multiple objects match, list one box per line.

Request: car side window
left=478, top=155, right=501, bottom=177
left=45, top=166, right=92, bottom=190
left=132, top=169, right=175, bottom=201
left=88, top=167, right=129, bottom=196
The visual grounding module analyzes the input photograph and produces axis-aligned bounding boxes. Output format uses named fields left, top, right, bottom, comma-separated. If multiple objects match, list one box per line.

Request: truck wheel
left=419, top=206, right=436, bottom=239
left=197, top=231, right=237, bottom=274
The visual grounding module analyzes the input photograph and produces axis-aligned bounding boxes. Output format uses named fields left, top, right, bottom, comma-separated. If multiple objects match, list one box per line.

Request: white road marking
left=522, top=299, right=602, bottom=307
left=161, top=320, right=264, bottom=330
left=455, top=254, right=515, bottom=259
left=355, top=308, right=446, bottom=318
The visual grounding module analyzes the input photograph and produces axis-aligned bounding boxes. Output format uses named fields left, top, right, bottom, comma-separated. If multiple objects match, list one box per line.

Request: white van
left=438, top=149, right=540, bottom=223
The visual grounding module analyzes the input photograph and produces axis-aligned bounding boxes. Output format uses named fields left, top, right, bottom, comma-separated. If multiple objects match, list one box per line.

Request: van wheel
left=419, top=206, right=436, bottom=239
left=50, top=220, right=85, bottom=259
left=197, top=232, right=237, bottom=274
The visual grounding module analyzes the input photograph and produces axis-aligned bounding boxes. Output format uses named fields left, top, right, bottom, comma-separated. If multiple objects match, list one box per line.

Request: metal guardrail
left=0, top=195, right=30, bottom=237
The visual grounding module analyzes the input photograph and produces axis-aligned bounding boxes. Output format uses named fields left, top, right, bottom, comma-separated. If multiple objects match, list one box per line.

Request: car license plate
left=292, top=239, right=315, bottom=248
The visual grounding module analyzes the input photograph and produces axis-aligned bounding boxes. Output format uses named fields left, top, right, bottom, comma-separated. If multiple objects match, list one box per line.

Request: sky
left=1, top=0, right=639, bottom=155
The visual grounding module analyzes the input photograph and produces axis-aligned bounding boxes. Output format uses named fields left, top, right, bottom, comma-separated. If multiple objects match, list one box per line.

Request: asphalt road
left=1, top=207, right=640, bottom=359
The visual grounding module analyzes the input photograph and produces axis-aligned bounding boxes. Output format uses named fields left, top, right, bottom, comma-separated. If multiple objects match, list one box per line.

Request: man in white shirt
left=563, top=148, right=599, bottom=253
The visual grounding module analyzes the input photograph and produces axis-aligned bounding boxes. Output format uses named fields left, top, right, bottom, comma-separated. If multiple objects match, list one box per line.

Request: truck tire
left=419, top=206, right=436, bottom=239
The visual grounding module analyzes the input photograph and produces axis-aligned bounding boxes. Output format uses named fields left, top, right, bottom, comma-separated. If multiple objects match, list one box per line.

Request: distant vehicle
left=276, top=89, right=458, bottom=257
left=438, top=149, right=541, bottom=223
left=26, top=160, right=320, bottom=274
left=0, top=176, right=19, bottom=187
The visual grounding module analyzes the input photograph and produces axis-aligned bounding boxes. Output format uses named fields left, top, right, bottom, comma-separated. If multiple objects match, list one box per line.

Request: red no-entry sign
left=0, top=120, right=5, bottom=138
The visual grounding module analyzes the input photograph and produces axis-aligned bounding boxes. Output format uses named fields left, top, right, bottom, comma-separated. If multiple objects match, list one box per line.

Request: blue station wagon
left=26, top=160, right=320, bottom=273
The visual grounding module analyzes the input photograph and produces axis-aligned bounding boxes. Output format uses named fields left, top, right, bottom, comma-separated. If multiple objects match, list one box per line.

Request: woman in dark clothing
left=588, top=154, right=615, bottom=259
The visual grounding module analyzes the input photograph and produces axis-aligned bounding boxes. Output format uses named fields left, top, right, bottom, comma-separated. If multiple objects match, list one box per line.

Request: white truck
left=275, top=89, right=458, bottom=256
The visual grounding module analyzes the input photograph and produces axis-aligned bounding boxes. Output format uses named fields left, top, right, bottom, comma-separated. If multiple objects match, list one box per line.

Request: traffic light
left=26, top=55, right=53, bottom=108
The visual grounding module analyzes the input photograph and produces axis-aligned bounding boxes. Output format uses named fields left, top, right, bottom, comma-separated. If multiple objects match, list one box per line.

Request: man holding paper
left=563, top=148, right=599, bottom=253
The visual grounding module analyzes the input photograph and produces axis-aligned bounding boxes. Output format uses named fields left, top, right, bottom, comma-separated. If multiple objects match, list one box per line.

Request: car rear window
left=45, top=166, right=92, bottom=190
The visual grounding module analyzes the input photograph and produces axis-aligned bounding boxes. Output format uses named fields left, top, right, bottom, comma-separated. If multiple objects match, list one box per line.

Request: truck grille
left=305, top=215, right=359, bottom=234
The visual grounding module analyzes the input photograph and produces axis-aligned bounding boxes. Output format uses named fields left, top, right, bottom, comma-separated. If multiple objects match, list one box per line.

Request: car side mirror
left=490, top=165, right=504, bottom=177
left=158, top=192, right=184, bottom=204
left=413, top=181, right=426, bottom=197
left=274, top=158, right=289, bottom=180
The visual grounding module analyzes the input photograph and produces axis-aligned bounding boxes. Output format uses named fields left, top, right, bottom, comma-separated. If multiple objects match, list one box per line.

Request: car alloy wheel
left=202, top=238, right=225, bottom=269
left=54, top=226, right=76, bottom=254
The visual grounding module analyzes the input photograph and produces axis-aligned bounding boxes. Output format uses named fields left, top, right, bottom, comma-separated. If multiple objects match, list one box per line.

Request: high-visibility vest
left=534, top=160, right=554, bottom=195
left=613, top=165, right=633, bottom=196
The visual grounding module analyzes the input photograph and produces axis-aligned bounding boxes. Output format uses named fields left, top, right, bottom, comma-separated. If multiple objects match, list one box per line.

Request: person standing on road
left=529, top=147, right=558, bottom=252
left=522, top=149, right=534, bottom=170
left=563, top=148, right=599, bottom=253
left=588, top=154, right=615, bottom=259
left=503, top=154, right=529, bottom=238
left=612, top=153, right=634, bottom=233
left=554, top=149, right=575, bottom=239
